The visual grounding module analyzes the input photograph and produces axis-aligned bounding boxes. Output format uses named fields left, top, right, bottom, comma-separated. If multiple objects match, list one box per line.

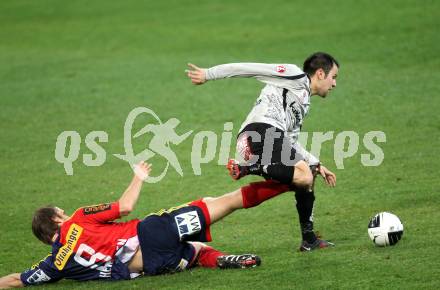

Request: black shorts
left=137, top=200, right=212, bottom=276
left=237, top=122, right=297, bottom=165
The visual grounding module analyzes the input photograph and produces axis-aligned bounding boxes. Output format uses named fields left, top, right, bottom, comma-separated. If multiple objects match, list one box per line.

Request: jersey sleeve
left=20, top=254, right=63, bottom=286
left=76, top=202, right=121, bottom=223
left=291, top=141, right=320, bottom=165
left=205, top=63, right=306, bottom=86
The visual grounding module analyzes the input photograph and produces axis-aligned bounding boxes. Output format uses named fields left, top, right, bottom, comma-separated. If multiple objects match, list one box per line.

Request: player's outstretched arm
left=0, top=273, right=24, bottom=289
left=186, top=63, right=207, bottom=85
left=187, top=62, right=303, bottom=83
left=118, top=161, right=151, bottom=216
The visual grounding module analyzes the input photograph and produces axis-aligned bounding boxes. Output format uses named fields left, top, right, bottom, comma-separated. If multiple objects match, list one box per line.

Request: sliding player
left=0, top=162, right=290, bottom=288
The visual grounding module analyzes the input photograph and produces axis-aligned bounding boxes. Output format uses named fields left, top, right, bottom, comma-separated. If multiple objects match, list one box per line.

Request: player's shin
left=295, top=188, right=317, bottom=243
left=196, top=245, right=261, bottom=269
left=241, top=180, right=290, bottom=208
left=197, top=246, right=225, bottom=268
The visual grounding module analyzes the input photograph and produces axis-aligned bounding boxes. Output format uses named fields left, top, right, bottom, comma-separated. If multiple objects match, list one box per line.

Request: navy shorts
left=137, top=199, right=212, bottom=276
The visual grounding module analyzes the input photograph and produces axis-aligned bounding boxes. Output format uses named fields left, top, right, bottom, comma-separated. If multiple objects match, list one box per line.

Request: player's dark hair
left=303, top=52, right=339, bottom=77
left=32, top=206, right=59, bottom=245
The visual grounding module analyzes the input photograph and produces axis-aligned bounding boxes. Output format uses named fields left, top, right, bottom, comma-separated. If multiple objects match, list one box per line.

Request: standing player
left=186, top=52, right=339, bottom=251
left=0, top=162, right=291, bottom=288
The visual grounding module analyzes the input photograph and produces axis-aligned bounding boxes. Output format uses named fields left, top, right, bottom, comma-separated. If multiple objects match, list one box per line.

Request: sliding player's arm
left=10, top=254, right=63, bottom=288
left=72, top=162, right=151, bottom=224
left=118, top=161, right=151, bottom=216
left=186, top=63, right=304, bottom=85
left=0, top=273, right=24, bottom=288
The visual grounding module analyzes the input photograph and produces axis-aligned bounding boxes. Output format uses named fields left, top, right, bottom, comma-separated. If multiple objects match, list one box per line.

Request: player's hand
left=186, top=63, right=207, bottom=85
left=133, top=161, right=152, bottom=181
left=317, top=165, right=336, bottom=187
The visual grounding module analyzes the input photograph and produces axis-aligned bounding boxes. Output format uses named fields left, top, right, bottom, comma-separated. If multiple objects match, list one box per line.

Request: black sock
left=295, top=189, right=316, bottom=243
left=244, top=163, right=294, bottom=185
left=246, top=163, right=263, bottom=175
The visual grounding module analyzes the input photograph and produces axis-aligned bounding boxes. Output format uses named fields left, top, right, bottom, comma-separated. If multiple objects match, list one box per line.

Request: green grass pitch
left=1, top=0, right=439, bottom=289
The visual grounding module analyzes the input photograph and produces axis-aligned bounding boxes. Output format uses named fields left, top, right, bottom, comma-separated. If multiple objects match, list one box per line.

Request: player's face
left=317, top=64, right=338, bottom=97
left=54, top=207, right=69, bottom=222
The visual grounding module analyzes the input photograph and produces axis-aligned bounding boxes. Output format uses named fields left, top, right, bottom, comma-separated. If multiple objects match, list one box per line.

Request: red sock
left=241, top=180, right=290, bottom=208
left=197, top=246, right=225, bottom=268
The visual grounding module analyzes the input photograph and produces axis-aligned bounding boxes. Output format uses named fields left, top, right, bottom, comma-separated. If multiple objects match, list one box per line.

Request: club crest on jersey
left=55, top=224, right=83, bottom=270
left=174, top=211, right=201, bottom=240
left=276, top=65, right=286, bottom=73
left=83, top=203, right=111, bottom=215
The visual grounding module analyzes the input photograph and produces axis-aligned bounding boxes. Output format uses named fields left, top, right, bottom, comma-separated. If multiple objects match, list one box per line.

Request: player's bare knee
left=293, top=162, right=313, bottom=188
left=202, top=197, right=214, bottom=204
left=295, top=173, right=313, bottom=188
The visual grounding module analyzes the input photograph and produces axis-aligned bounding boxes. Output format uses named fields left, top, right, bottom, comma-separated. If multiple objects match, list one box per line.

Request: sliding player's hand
left=133, top=161, right=152, bottom=181
left=317, top=165, right=336, bottom=187
left=186, top=63, right=207, bottom=85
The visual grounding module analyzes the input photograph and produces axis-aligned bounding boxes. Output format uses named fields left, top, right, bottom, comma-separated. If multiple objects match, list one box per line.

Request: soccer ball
left=368, top=212, right=404, bottom=246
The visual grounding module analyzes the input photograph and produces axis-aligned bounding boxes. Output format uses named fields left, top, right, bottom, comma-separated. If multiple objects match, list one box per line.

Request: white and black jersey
left=206, top=63, right=319, bottom=165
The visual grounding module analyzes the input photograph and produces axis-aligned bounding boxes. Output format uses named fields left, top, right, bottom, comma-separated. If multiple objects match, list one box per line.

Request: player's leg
left=201, top=189, right=242, bottom=224
left=135, top=192, right=271, bottom=275
left=295, top=179, right=317, bottom=247
left=296, top=167, right=334, bottom=251
left=202, top=180, right=290, bottom=224
left=229, top=159, right=313, bottom=188
left=237, top=159, right=333, bottom=250
left=230, top=126, right=332, bottom=250
left=189, top=242, right=261, bottom=269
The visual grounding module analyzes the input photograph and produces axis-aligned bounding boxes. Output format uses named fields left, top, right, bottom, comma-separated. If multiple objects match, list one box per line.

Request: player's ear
left=51, top=215, right=64, bottom=225
left=316, top=68, right=326, bottom=80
